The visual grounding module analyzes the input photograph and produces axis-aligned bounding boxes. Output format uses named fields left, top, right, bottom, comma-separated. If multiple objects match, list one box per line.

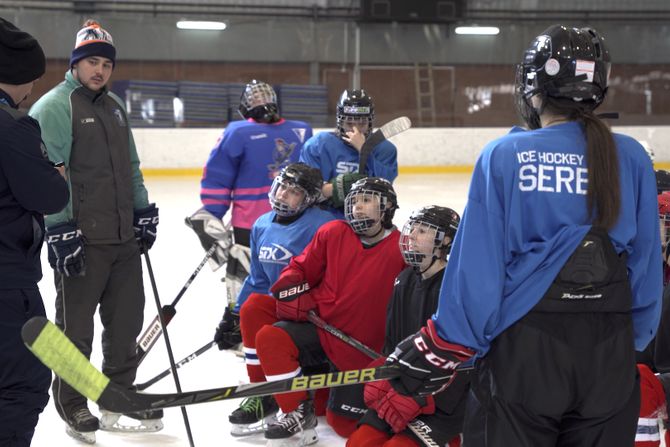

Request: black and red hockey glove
left=270, top=271, right=310, bottom=301
left=387, top=319, right=474, bottom=397
left=365, top=355, right=436, bottom=433
left=271, top=271, right=314, bottom=321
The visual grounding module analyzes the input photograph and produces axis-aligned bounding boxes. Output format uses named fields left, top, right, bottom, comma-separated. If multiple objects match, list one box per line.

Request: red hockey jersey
left=277, top=220, right=406, bottom=371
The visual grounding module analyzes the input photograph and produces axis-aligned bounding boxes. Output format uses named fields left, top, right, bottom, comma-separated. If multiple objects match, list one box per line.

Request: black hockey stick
left=135, top=341, right=216, bottom=391
left=307, top=311, right=381, bottom=360
left=306, top=312, right=460, bottom=447
left=142, top=248, right=195, bottom=446
left=136, top=243, right=217, bottom=365
left=359, top=116, right=411, bottom=174
left=22, top=316, right=401, bottom=413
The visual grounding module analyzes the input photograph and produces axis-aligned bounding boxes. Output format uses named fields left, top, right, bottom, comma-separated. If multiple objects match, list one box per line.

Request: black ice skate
left=100, top=409, right=164, bottom=433
left=63, top=407, right=99, bottom=445
left=264, top=399, right=318, bottom=447
left=229, top=395, right=279, bottom=436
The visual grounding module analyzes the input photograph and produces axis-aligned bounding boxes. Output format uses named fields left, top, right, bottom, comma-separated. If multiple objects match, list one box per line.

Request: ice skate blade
left=65, top=425, right=96, bottom=444
left=265, top=428, right=318, bottom=447
left=230, top=414, right=277, bottom=437
left=100, top=412, right=164, bottom=433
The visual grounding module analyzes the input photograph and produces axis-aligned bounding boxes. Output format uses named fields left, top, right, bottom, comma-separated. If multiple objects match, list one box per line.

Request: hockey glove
left=46, top=222, right=86, bottom=277
left=365, top=379, right=435, bottom=433
left=185, top=207, right=233, bottom=271
left=213, top=307, right=241, bottom=350
left=270, top=271, right=310, bottom=301
left=133, top=203, right=159, bottom=251
left=275, top=292, right=316, bottom=322
left=387, top=319, right=475, bottom=397
left=329, top=173, right=366, bottom=208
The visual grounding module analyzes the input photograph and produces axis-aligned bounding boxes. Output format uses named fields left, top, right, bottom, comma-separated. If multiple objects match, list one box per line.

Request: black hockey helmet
left=657, top=170, right=670, bottom=195
left=399, top=206, right=460, bottom=269
left=336, top=89, right=374, bottom=138
left=344, top=177, right=397, bottom=235
left=269, top=162, right=323, bottom=217
left=238, top=80, right=279, bottom=123
left=515, top=25, right=611, bottom=129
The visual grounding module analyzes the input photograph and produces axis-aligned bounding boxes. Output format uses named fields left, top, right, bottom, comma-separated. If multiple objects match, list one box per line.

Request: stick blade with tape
left=359, top=116, right=411, bottom=173
left=23, top=317, right=401, bottom=412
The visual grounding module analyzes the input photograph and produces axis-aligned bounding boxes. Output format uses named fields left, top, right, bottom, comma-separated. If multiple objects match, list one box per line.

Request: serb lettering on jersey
left=517, top=150, right=588, bottom=194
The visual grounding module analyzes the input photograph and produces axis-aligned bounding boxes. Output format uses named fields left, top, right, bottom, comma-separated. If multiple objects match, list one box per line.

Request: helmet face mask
left=344, top=177, right=397, bottom=236
left=269, top=163, right=323, bottom=217
left=336, top=89, right=374, bottom=139
left=345, top=190, right=386, bottom=235
left=514, top=25, right=611, bottom=129
left=399, top=221, right=444, bottom=268
left=399, top=206, right=460, bottom=271
left=239, top=80, right=279, bottom=122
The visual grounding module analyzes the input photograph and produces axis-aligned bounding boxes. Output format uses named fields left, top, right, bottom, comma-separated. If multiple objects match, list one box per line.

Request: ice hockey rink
left=31, top=173, right=472, bottom=447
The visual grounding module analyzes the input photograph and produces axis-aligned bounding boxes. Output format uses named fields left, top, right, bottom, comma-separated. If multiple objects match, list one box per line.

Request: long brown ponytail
left=580, top=111, right=620, bottom=229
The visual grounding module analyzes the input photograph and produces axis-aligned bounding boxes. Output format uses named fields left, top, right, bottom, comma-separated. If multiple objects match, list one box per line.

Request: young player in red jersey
left=254, top=177, right=406, bottom=446
left=348, top=205, right=464, bottom=447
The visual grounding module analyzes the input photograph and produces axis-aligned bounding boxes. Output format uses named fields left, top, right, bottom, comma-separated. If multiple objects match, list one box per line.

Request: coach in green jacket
left=29, top=19, right=161, bottom=443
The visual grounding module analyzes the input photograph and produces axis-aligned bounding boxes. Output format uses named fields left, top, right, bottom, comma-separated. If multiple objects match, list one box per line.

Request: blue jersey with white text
left=201, top=119, right=312, bottom=229
left=299, top=131, right=398, bottom=183
left=234, top=206, right=338, bottom=311
left=434, top=122, right=662, bottom=355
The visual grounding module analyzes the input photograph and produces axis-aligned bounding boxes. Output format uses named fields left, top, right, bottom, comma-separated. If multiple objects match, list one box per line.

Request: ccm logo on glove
left=136, top=215, right=159, bottom=225
left=413, top=336, right=462, bottom=370
left=277, top=283, right=309, bottom=300
left=47, top=229, right=82, bottom=243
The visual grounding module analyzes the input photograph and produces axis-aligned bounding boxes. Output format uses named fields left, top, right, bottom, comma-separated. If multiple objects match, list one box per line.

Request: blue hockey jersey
left=434, top=122, right=662, bottom=355
left=201, top=119, right=312, bottom=229
left=234, top=206, right=338, bottom=311
left=299, top=131, right=398, bottom=183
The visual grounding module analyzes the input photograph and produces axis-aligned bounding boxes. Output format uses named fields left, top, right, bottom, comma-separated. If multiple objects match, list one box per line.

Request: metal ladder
left=414, top=63, right=436, bottom=127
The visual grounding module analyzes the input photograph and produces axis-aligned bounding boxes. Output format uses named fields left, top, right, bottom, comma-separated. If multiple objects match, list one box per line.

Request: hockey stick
left=136, top=243, right=217, bottom=365
left=307, top=311, right=380, bottom=360
left=135, top=341, right=216, bottom=391
left=22, top=316, right=400, bottom=413
left=307, top=311, right=467, bottom=447
left=142, top=248, right=195, bottom=446
left=359, top=116, right=411, bottom=174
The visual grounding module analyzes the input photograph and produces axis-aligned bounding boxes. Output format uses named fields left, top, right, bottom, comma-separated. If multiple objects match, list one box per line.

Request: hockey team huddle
left=191, top=81, right=464, bottom=447
left=1, top=15, right=667, bottom=447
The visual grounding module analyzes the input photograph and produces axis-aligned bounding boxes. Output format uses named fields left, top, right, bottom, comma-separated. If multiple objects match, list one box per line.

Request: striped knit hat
left=70, top=20, right=115, bottom=68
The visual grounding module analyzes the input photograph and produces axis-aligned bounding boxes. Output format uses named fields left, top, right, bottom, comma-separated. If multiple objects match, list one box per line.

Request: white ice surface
left=30, top=174, right=471, bottom=447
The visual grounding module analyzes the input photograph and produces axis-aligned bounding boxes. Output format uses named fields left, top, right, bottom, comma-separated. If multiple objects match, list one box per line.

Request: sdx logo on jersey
left=259, top=243, right=293, bottom=264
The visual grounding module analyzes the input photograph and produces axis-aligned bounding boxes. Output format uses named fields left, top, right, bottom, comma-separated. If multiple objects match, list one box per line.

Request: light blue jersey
left=434, top=122, right=662, bottom=355
left=234, top=206, right=338, bottom=312
left=299, top=131, right=398, bottom=183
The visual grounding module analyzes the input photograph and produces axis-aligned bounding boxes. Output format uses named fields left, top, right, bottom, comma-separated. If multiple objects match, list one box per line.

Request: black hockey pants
left=463, top=227, right=639, bottom=446
left=52, top=239, right=145, bottom=419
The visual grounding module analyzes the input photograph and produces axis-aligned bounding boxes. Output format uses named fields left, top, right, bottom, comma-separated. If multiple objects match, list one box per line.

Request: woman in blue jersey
left=383, top=25, right=662, bottom=446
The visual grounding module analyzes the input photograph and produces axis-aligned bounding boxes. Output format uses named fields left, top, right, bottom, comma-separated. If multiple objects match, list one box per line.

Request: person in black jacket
left=347, top=206, right=464, bottom=447
left=0, top=17, right=69, bottom=447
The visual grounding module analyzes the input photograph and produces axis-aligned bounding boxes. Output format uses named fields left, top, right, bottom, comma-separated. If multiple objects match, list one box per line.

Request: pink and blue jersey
left=201, top=118, right=313, bottom=229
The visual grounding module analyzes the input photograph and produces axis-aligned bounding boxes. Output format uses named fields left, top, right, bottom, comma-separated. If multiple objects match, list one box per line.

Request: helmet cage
left=336, top=90, right=374, bottom=139
left=239, top=81, right=279, bottom=122
left=269, top=175, right=314, bottom=217
left=399, top=220, right=446, bottom=267
left=344, top=189, right=387, bottom=235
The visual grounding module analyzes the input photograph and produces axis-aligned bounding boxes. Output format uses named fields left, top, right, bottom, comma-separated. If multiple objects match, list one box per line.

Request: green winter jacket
left=29, top=71, right=149, bottom=244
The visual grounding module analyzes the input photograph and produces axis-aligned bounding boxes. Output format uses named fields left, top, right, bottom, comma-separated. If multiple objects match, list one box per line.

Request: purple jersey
left=201, top=118, right=313, bottom=229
